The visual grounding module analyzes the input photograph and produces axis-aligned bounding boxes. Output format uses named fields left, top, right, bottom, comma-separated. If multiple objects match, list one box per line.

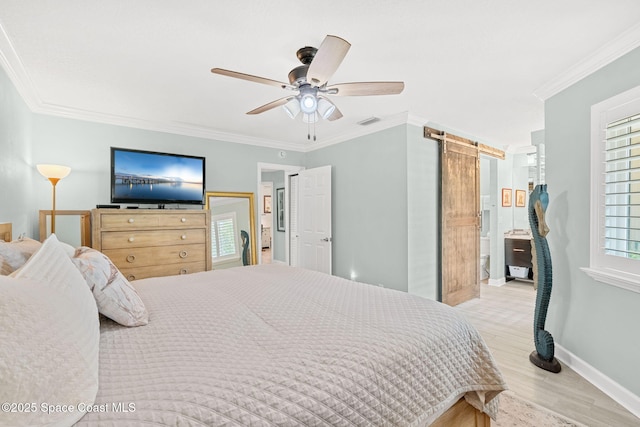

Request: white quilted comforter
left=76, top=265, right=506, bottom=426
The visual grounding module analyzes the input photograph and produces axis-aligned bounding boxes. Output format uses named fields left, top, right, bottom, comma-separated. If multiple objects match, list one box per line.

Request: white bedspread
left=76, top=265, right=506, bottom=426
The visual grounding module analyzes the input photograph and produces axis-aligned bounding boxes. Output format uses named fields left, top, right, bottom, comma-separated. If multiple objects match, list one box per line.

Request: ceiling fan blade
left=326, top=106, right=343, bottom=122
left=211, top=68, right=294, bottom=90
left=306, top=35, right=351, bottom=87
left=247, top=97, right=293, bottom=115
left=326, top=81, right=405, bottom=96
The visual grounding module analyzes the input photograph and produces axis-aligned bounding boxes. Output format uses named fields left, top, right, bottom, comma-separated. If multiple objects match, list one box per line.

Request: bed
left=1, top=226, right=507, bottom=426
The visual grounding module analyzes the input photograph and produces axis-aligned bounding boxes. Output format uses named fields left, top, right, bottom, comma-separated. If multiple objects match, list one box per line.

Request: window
left=585, top=85, right=640, bottom=293
left=211, top=212, right=240, bottom=263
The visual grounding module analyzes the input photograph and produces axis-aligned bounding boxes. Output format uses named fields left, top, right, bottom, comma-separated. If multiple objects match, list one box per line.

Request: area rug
left=495, top=391, right=587, bottom=427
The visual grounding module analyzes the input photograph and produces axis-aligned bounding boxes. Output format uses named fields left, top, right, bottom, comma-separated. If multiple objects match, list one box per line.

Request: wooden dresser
left=91, top=209, right=211, bottom=281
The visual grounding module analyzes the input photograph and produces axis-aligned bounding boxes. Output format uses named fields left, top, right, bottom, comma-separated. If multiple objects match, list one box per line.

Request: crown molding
left=407, top=113, right=428, bottom=127
left=0, top=21, right=42, bottom=111
left=533, top=23, right=640, bottom=101
left=34, top=101, right=309, bottom=151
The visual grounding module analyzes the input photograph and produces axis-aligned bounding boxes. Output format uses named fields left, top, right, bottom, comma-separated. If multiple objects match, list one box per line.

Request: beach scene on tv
left=113, top=150, right=204, bottom=203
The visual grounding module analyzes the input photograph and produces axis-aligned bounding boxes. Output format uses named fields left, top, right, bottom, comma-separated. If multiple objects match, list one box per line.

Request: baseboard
left=555, top=344, right=640, bottom=418
left=272, top=260, right=287, bottom=265
left=488, top=277, right=506, bottom=287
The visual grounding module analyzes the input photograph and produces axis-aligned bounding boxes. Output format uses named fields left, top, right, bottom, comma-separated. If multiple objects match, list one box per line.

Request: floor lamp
left=37, top=164, right=71, bottom=235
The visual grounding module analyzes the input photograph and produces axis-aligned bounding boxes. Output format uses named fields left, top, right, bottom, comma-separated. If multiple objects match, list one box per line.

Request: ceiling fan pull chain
left=314, top=120, right=317, bottom=141
left=307, top=120, right=311, bottom=140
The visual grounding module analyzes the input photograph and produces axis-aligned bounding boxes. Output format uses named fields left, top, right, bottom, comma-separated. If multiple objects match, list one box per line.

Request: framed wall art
left=276, top=188, right=285, bottom=232
left=515, top=189, right=526, bottom=207
left=501, top=188, right=512, bottom=207
left=263, top=195, right=272, bottom=213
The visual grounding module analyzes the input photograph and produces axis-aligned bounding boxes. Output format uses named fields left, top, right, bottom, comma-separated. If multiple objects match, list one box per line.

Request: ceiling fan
left=211, top=35, right=404, bottom=140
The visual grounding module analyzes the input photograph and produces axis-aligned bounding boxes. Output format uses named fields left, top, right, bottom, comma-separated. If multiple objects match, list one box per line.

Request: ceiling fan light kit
left=299, top=87, right=318, bottom=114
left=283, top=98, right=300, bottom=119
left=211, top=35, right=404, bottom=140
left=317, top=98, right=336, bottom=119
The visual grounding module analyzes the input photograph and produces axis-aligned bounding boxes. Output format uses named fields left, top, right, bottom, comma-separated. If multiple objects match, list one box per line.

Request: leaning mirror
left=205, top=191, right=257, bottom=268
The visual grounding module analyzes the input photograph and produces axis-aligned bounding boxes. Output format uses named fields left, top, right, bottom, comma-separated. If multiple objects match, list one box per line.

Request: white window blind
left=604, top=113, right=640, bottom=260
left=584, top=85, right=640, bottom=293
left=211, top=212, right=240, bottom=263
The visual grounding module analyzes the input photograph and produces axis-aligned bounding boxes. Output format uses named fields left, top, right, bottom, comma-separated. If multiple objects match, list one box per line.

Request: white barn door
left=298, top=165, right=332, bottom=274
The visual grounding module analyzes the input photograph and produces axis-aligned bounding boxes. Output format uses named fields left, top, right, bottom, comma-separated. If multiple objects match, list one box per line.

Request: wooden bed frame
left=0, top=220, right=491, bottom=426
left=0, top=222, right=11, bottom=242
left=433, top=398, right=490, bottom=426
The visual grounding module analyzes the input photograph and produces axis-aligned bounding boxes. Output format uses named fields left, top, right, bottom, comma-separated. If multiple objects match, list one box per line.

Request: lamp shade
left=37, top=164, right=71, bottom=180
left=282, top=98, right=301, bottom=119
left=317, top=98, right=336, bottom=120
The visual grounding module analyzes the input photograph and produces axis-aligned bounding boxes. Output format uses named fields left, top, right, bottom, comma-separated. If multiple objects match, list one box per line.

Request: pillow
left=58, top=239, right=76, bottom=257
left=72, top=246, right=149, bottom=327
left=0, top=236, right=41, bottom=275
left=1, top=234, right=99, bottom=427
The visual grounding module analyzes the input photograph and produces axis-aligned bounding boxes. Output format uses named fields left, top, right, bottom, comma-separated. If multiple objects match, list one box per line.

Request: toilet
left=480, top=237, right=490, bottom=280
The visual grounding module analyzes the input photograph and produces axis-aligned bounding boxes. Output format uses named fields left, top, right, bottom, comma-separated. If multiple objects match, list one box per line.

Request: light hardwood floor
left=455, top=280, right=639, bottom=427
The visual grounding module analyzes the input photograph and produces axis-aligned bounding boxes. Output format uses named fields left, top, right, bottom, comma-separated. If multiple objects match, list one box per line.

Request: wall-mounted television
left=111, top=147, right=205, bottom=207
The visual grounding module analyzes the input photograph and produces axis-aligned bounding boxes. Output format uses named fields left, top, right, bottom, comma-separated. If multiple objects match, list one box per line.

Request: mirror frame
left=205, top=191, right=257, bottom=266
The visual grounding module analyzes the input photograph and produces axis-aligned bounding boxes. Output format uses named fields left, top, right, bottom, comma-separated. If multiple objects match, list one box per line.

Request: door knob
left=321, top=237, right=332, bottom=242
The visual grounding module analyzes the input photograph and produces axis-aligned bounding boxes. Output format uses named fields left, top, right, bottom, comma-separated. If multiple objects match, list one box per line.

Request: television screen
left=111, top=147, right=205, bottom=206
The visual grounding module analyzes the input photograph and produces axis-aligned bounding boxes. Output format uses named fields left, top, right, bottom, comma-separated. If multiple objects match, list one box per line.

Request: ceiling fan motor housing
left=288, top=65, right=309, bottom=86
left=296, top=46, right=317, bottom=64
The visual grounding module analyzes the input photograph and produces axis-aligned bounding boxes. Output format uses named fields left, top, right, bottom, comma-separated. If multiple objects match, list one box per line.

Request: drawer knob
left=179, top=250, right=188, bottom=259
left=127, top=274, right=136, bottom=281
left=128, top=218, right=135, bottom=224
left=179, top=268, right=188, bottom=275
left=126, top=255, right=136, bottom=263
left=181, top=234, right=187, bottom=240
left=128, top=236, right=135, bottom=243
left=181, top=217, right=187, bottom=223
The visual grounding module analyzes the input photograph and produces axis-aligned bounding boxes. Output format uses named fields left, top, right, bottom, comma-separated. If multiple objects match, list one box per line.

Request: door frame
left=257, top=162, right=304, bottom=265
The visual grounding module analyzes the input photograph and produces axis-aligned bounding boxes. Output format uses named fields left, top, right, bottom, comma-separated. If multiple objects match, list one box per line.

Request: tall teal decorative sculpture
left=528, top=184, right=561, bottom=373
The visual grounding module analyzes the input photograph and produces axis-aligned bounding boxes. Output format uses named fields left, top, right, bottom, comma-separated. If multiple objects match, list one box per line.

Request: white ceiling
left=1, top=1, right=640, bottom=152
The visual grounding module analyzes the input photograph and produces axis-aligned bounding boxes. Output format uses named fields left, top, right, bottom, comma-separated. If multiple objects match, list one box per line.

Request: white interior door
left=298, top=165, right=332, bottom=274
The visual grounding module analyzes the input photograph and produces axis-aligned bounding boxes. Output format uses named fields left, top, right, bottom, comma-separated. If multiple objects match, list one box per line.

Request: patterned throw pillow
left=71, top=247, right=149, bottom=327
left=0, top=237, right=42, bottom=275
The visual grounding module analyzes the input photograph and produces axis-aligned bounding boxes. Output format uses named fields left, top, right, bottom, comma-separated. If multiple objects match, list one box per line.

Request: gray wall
left=305, top=125, right=410, bottom=292
left=407, top=125, right=439, bottom=299
left=0, top=65, right=34, bottom=236
left=546, top=46, right=640, bottom=396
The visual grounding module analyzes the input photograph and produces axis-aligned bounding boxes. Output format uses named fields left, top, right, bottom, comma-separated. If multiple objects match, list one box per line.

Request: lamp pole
left=49, top=177, right=61, bottom=234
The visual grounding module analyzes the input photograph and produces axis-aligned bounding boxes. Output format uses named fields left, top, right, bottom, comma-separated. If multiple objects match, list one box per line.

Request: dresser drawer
left=158, top=213, right=206, bottom=227
left=100, top=213, right=162, bottom=229
left=101, top=228, right=206, bottom=249
left=103, top=244, right=205, bottom=269
left=505, top=238, right=533, bottom=267
left=119, top=261, right=206, bottom=281
left=99, top=212, right=206, bottom=229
